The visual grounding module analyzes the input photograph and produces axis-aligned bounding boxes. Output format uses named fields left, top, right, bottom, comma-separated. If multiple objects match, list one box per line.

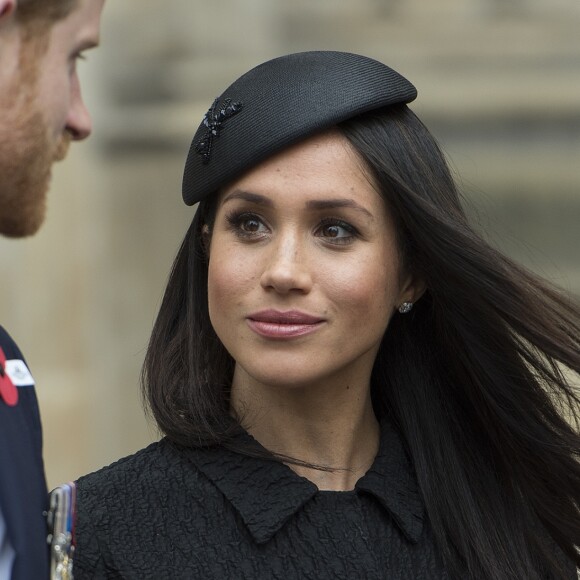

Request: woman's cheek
left=209, top=247, right=255, bottom=306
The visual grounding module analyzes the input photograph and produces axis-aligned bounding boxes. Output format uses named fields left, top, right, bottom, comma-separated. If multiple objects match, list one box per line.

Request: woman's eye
left=240, top=217, right=263, bottom=233
left=317, top=220, right=358, bottom=244
left=321, top=224, right=347, bottom=238
left=225, top=212, right=268, bottom=238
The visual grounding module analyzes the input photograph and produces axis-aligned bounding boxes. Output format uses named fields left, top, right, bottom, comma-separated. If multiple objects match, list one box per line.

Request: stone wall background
left=0, top=0, right=578, bottom=488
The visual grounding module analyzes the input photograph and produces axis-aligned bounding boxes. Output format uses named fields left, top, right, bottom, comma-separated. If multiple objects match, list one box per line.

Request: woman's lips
left=246, top=310, right=325, bottom=339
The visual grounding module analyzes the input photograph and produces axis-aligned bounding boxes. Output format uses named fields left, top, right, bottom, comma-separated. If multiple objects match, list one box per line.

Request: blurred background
left=0, top=0, right=579, bottom=489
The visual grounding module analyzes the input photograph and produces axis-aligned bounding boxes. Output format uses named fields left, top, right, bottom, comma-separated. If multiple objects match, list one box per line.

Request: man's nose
left=65, top=74, right=92, bottom=140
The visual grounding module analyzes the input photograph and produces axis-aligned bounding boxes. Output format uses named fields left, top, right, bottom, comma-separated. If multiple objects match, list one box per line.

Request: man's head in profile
left=0, top=0, right=105, bottom=237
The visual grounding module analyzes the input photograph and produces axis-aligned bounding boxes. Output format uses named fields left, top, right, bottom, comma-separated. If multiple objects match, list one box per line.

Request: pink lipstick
left=246, top=310, right=325, bottom=339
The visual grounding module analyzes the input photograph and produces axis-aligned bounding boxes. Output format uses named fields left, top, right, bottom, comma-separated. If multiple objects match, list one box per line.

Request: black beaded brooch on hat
left=194, top=97, right=243, bottom=164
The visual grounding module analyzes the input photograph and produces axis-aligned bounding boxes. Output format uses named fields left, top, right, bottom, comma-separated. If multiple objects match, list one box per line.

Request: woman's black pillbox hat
left=182, top=51, right=417, bottom=206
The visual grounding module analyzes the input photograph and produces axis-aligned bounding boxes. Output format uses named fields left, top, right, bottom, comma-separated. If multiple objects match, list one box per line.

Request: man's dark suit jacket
left=0, top=326, right=49, bottom=579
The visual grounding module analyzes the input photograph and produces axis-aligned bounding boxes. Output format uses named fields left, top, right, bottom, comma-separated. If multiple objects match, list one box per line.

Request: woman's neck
left=230, top=368, right=380, bottom=491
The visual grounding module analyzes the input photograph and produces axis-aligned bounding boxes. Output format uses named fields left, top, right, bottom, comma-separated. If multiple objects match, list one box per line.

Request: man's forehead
left=16, top=0, right=78, bottom=23
left=50, top=0, right=104, bottom=46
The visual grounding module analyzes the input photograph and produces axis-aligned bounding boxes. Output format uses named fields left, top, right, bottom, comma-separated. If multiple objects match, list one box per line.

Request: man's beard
left=0, top=36, right=71, bottom=238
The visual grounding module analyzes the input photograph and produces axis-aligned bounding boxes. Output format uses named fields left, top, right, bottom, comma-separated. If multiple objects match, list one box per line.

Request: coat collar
left=178, top=422, right=425, bottom=545
left=355, top=423, right=425, bottom=543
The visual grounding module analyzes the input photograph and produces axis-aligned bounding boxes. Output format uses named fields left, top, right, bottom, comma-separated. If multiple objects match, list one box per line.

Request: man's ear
left=0, top=0, right=16, bottom=21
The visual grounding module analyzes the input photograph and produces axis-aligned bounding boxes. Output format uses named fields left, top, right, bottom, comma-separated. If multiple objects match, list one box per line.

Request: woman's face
left=207, top=130, right=419, bottom=390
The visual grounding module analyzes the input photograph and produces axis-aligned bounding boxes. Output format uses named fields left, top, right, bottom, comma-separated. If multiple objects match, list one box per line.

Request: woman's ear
left=398, top=273, right=427, bottom=309
left=201, top=224, right=211, bottom=257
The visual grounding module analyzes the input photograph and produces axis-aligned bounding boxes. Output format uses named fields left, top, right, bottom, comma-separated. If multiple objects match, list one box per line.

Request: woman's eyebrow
left=221, top=190, right=273, bottom=207
left=221, top=191, right=374, bottom=220
left=305, top=199, right=374, bottom=219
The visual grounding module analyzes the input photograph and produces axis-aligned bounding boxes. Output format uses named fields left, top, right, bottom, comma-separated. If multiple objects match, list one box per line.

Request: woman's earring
left=398, top=302, right=413, bottom=314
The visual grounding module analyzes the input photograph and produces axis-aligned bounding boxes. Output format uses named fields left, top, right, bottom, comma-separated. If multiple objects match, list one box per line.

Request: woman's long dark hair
left=143, top=106, right=580, bottom=579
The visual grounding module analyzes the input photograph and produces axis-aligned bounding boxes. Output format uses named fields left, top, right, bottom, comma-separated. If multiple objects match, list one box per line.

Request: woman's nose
left=260, top=235, right=313, bottom=294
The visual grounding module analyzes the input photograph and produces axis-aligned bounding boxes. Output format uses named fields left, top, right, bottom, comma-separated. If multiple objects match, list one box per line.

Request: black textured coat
left=74, top=423, right=451, bottom=579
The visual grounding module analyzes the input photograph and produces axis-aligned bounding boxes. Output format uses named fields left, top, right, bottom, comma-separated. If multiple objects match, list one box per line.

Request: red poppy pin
left=0, top=346, right=18, bottom=406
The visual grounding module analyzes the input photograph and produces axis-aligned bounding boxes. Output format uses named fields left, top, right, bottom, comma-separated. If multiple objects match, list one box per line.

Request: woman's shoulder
left=77, top=440, right=164, bottom=484
left=74, top=439, right=236, bottom=512
left=73, top=440, right=231, bottom=575
left=75, top=438, right=200, bottom=501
